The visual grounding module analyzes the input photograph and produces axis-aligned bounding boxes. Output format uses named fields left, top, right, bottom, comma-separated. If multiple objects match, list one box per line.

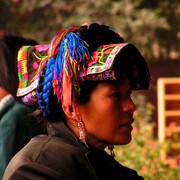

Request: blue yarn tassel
left=37, top=31, right=91, bottom=116
left=53, top=32, right=90, bottom=104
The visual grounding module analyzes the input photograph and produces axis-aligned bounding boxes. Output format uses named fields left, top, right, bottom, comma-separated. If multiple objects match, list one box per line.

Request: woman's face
left=79, top=80, right=136, bottom=150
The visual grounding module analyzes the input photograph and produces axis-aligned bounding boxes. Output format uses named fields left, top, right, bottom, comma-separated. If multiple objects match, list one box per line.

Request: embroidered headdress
left=16, top=23, right=150, bottom=143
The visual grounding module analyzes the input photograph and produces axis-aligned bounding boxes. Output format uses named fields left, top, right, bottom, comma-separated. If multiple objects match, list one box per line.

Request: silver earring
left=78, top=121, right=88, bottom=147
left=78, top=121, right=85, bottom=140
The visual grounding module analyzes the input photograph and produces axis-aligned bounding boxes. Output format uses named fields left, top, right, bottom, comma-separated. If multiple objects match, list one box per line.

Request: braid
left=37, top=68, right=45, bottom=110
left=77, top=23, right=125, bottom=52
left=37, top=58, right=55, bottom=117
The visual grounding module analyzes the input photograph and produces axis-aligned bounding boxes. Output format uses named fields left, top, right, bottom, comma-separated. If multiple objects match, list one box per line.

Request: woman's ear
left=62, top=105, right=77, bottom=120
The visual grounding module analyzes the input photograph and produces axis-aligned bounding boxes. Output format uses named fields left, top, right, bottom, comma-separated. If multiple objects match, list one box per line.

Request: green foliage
left=1, top=0, right=180, bottom=60
left=113, top=93, right=180, bottom=180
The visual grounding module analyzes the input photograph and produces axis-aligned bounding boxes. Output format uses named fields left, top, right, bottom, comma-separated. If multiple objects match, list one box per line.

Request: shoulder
left=31, top=135, right=88, bottom=168
left=11, top=100, right=35, bottom=114
left=1, top=100, right=34, bottom=119
left=3, top=135, right=92, bottom=179
left=0, top=100, right=37, bottom=130
left=13, top=134, right=85, bottom=160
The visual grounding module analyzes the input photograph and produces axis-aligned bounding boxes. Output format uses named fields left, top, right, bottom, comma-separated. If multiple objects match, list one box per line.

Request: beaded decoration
left=22, top=91, right=37, bottom=106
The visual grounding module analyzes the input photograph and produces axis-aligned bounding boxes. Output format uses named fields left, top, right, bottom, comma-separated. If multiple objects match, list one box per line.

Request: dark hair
left=0, top=36, right=38, bottom=96
left=114, top=44, right=150, bottom=90
left=77, top=23, right=125, bottom=52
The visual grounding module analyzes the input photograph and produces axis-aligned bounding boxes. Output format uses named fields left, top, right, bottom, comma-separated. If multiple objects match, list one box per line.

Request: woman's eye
left=111, top=90, right=133, bottom=98
left=112, top=92, right=120, bottom=98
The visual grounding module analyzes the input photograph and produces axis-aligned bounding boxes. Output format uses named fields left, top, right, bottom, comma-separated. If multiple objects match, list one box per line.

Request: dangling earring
left=73, top=100, right=88, bottom=147
left=78, top=121, right=86, bottom=142
left=108, top=145, right=115, bottom=157
left=77, top=120, right=89, bottom=148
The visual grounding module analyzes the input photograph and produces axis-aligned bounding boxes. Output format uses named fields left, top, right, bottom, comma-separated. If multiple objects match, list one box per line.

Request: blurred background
left=0, top=0, right=180, bottom=179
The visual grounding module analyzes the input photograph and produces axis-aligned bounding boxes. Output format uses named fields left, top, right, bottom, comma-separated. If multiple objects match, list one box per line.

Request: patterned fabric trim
left=17, top=46, right=31, bottom=89
left=17, top=79, right=39, bottom=97
left=83, top=70, right=116, bottom=81
left=80, top=43, right=128, bottom=77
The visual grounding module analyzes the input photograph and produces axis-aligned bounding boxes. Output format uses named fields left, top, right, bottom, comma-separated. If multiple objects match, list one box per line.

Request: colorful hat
left=17, top=44, right=49, bottom=96
left=17, top=28, right=150, bottom=116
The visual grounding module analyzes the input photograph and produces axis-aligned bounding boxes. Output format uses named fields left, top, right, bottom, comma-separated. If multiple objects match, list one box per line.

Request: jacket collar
left=47, top=121, right=87, bottom=150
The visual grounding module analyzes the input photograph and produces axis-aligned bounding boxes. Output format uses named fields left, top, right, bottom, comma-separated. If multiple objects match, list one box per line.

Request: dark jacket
left=0, top=99, right=44, bottom=179
left=3, top=121, right=143, bottom=180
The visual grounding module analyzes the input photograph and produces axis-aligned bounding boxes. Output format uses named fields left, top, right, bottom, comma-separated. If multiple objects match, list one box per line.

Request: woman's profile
left=3, top=23, right=150, bottom=180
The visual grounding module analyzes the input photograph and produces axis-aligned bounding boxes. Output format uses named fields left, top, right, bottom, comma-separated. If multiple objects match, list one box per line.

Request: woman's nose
left=122, top=99, right=136, bottom=113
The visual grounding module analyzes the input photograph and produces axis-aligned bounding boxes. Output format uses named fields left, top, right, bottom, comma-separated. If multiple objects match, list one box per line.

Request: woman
left=0, top=36, right=44, bottom=179
left=3, top=23, right=150, bottom=180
